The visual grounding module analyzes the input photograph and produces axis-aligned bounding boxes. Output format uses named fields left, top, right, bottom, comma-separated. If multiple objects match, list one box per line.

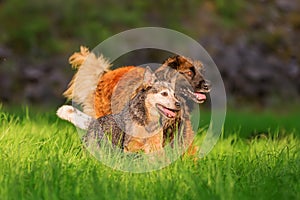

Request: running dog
left=63, top=46, right=210, bottom=152
left=58, top=68, right=181, bottom=153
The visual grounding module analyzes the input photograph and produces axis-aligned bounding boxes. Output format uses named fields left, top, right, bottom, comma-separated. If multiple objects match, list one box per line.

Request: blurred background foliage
left=0, top=0, right=299, bottom=108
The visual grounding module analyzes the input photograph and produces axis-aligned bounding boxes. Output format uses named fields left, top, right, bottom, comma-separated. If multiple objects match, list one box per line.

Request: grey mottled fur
left=83, top=81, right=175, bottom=150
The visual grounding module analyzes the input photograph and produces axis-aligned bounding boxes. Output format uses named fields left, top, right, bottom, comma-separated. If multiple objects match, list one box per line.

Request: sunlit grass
left=0, top=107, right=299, bottom=200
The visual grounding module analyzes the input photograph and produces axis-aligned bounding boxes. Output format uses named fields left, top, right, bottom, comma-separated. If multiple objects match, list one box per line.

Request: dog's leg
left=183, top=119, right=199, bottom=157
left=145, top=132, right=164, bottom=153
left=56, top=105, right=93, bottom=130
left=124, top=137, right=145, bottom=153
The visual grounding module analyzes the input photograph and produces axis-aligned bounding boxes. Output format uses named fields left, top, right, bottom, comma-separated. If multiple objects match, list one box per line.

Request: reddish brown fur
left=125, top=132, right=163, bottom=153
left=64, top=47, right=202, bottom=155
left=94, top=66, right=136, bottom=117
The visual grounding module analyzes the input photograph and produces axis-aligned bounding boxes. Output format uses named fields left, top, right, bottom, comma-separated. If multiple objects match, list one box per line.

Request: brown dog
left=63, top=46, right=210, bottom=153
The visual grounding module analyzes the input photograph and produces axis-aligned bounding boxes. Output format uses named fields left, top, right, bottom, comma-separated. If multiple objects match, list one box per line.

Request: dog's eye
left=185, top=71, right=193, bottom=77
left=161, top=92, right=168, bottom=97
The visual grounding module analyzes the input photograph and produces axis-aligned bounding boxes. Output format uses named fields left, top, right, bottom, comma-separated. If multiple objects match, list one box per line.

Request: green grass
left=0, top=106, right=299, bottom=200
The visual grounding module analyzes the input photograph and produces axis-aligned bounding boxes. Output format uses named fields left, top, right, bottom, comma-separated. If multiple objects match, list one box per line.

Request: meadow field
left=0, top=106, right=299, bottom=200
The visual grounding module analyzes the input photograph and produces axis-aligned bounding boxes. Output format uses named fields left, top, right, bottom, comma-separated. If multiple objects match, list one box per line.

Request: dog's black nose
left=175, top=101, right=181, bottom=109
left=203, top=83, right=209, bottom=90
left=197, top=80, right=211, bottom=92
left=202, top=82, right=211, bottom=92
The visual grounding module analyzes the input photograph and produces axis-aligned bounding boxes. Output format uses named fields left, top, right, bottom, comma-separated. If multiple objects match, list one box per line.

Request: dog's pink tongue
left=195, top=93, right=206, bottom=101
left=163, top=108, right=176, bottom=118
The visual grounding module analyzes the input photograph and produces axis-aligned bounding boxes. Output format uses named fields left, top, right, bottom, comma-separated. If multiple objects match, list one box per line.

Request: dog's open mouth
left=179, top=87, right=209, bottom=104
left=194, top=92, right=207, bottom=102
left=186, top=89, right=208, bottom=103
left=156, top=104, right=179, bottom=118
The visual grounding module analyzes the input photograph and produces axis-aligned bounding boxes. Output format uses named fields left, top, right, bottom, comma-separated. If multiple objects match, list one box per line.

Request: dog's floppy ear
left=163, top=56, right=178, bottom=69
left=143, top=66, right=157, bottom=87
left=163, top=55, right=183, bottom=69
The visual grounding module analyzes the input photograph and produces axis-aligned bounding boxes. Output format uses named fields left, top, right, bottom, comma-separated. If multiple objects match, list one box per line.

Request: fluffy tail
left=63, top=46, right=112, bottom=117
left=57, top=105, right=93, bottom=130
